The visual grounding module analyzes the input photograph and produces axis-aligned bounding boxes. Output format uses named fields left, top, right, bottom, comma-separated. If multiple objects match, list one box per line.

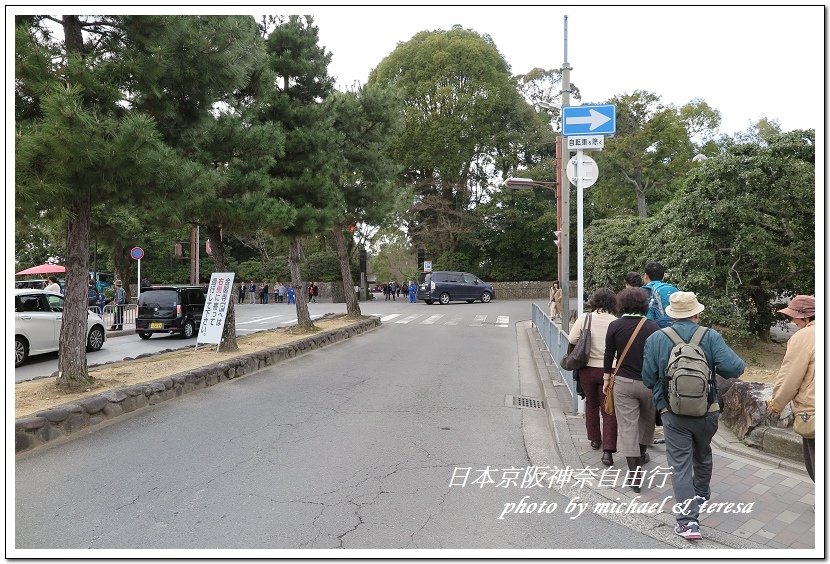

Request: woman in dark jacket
left=603, top=287, right=660, bottom=492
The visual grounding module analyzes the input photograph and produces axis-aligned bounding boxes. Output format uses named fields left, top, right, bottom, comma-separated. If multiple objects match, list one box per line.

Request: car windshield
left=139, top=290, right=177, bottom=308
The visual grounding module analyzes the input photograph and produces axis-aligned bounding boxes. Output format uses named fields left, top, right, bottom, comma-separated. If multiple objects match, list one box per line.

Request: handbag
left=793, top=412, right=815, bottom=439
left=561, top=313, right=592, bottom=371
left=604, top=317, right=647, bottom=415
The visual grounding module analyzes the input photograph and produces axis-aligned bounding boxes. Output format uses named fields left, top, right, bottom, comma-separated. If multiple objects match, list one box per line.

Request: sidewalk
left=522, top=321, right=817, bottom=552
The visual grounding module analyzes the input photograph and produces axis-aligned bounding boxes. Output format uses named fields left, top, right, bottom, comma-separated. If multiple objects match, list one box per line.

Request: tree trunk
left=112, top=245, right=132, bottom=301
left=288, top=237, right=315, bottom=330
left=289, top=236, right=315, bottom=330
left=57, top=193, right=93, bottom=389
left=635, top=183, right=648, bottom=218
left=207, top=224, right=239, bottom=352
left=332, top=227, right=361, bottom=317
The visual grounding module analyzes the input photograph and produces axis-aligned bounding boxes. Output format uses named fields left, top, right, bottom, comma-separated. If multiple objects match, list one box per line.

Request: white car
left=14, top=289, right=106, bottom=367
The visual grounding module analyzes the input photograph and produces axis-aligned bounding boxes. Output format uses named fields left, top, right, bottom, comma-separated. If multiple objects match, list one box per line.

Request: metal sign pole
left=576, top=148, right=584, bottom=316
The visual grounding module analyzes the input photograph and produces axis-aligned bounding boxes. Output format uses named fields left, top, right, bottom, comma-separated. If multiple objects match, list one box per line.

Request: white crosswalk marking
left=421, top=314, right=444, bottom=324
left=444, top=316, right=462, bottom=325
left=395, top=314, right=422, bottom=324
left=471, top=315, right=487, bottom=326
left=380, top=314, right=402, bottom=322
left=496, top=316, right=510, bottom=327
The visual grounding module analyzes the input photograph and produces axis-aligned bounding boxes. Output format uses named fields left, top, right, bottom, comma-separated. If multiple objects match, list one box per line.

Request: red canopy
left=15, top=263, right=66, bottom=276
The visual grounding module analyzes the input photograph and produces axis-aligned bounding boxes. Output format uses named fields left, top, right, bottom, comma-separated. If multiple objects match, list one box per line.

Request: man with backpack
left=642, top=292, right=745, bottom=541
left=642, top=261, right=679, bottom=328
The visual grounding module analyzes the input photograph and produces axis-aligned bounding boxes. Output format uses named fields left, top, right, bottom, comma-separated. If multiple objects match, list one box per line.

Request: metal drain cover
left=507, top=395, right=545, bottom=409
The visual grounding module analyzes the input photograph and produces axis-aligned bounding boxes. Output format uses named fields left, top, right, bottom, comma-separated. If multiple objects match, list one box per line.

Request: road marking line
left=380, top=314, right=402, bottom=322
left=470, top=315, right=487, bottom=326
left=237, top=315, right=284, bottom=325
left=445, top=316, right=462, bottom=325
left=395, top=314, right=421, bottom=324
left=421, top=314, right=444, bottom=324
left=496, top=316, right=510, bottom=327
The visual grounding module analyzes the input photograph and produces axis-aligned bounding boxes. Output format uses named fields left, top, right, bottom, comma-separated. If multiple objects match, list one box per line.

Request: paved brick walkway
left=526, top=322, right=817, bottom=552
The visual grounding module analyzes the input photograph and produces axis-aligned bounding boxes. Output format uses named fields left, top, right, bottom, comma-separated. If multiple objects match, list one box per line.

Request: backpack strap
left=661, top=326, right=683, bottom=346
left=689, top=326, right=709, bottom=347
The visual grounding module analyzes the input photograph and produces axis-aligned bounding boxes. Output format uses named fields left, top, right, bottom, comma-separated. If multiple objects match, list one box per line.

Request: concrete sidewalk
left=522, top=321, right=818, bottom=552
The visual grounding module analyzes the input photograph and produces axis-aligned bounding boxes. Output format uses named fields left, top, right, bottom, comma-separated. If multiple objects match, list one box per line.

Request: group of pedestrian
left=565, top=261, right=815, bottom=541
left=237, top=281, right=295, bottom=305
left=383, top=281, right=401, bottom=301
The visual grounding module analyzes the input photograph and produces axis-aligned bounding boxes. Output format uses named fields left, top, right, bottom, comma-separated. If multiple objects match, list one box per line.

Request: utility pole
left=559, top=15, right=572, bottom=332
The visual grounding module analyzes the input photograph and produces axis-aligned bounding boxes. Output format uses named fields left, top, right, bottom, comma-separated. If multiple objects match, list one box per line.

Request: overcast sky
left=310, top=4, right=824, bottom=138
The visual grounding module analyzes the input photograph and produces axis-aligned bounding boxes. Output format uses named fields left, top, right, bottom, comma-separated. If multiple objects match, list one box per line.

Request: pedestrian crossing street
left=380, top=313, right=510, bottom=328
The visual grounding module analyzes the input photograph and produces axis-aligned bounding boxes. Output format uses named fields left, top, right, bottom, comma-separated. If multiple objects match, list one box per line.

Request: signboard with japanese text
left=197, top=272, right=235, bottom=346
left=567, top=135, right=605, bottom=150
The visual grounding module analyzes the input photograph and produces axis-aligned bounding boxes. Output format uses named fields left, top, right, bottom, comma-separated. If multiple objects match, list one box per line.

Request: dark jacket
left=604, top=315, right=660, bottom=380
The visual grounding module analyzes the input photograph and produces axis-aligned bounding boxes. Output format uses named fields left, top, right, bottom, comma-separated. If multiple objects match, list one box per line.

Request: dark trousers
left=579, top=366, right=617, bottom=452
left=114, top=305, right=124, bottom=327
left=662, top=410, right=719, bottom=525
left=803, top=438, right=815, bottom=482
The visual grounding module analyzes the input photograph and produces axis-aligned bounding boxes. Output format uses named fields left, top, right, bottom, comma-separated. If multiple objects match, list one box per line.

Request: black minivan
left=135, top=285, right=207, bottom=339
left=417, top=271, right=495, bottom=305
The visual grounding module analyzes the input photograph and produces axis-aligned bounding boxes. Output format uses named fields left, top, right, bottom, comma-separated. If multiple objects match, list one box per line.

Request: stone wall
left=15, top=317, right=381, bottom=455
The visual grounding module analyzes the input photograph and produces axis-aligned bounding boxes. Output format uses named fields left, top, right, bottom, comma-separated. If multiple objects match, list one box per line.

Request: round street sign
left=130, top=246, right=145, bottom=260
left=566, top=154, right=599, bottom=188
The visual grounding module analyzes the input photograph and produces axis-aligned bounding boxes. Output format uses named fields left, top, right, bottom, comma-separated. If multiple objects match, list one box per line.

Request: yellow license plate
left=150, top=322, right=164, bottom=329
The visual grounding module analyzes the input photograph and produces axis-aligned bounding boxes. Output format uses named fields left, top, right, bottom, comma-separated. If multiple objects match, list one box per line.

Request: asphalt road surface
left=14, top=299, right=670, bottom=552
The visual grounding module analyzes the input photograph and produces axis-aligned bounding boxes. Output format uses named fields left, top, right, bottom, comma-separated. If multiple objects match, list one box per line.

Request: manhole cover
left=512, top=395, right=544, bottom=409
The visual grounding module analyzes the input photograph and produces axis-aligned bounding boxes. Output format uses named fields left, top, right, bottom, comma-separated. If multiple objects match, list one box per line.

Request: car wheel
left=481, top=291, right=492, bottom=303
left=439, top=292, right=451, bottom=305
left=182, top=320, right=196, bottom=338
left=425, top=300, right=435, bottom=305
left=15, top=337, right=28, bottom=367
left=138, top=332, right=153, bottom=340
left=86, top=326, right=105, bottom=352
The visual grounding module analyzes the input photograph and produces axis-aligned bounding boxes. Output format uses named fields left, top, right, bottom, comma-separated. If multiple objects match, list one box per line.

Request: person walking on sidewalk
left=549, top=280, right=562, bottom=320
left=603, top=287, right=660, bottom=492
left=642, top=261, right=678, bottom=328
left=569, top=288, right=619, bottom=466
left=768, top=295, right=815, bottom=482
left=642, top=292, right=745, bottom=541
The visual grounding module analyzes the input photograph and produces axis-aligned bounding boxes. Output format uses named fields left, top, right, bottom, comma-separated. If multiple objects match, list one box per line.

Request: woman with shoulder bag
left=768, top=295, right=816, bottom=481
left=603, top=287, right=660, bottom=491
left=569, top=288, right=618, bottom=466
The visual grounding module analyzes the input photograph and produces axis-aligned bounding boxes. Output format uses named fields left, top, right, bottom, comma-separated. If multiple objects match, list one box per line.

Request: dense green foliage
left=15, top=16, right=816, bottom=348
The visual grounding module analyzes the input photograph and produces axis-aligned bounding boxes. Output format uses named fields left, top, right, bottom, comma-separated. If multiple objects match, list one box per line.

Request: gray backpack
left=663, top=326, right=712, bottom=416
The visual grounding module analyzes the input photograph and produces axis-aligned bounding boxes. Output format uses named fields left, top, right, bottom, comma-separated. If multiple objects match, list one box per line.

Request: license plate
left=150, top=322, right=164, bottom=329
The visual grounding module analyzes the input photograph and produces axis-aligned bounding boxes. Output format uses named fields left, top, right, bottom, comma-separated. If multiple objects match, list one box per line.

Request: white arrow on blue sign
left=562, top=104, right=616, bottom=136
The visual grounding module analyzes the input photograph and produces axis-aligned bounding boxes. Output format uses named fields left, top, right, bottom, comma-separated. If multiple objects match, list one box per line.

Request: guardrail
left=87, top=304, right=137, bottom=327
left=531, top=303, right=579, bottom=412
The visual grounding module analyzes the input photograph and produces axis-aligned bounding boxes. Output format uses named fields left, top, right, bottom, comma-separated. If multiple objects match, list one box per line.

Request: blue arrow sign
left=562, top=104, right=616, bottom=136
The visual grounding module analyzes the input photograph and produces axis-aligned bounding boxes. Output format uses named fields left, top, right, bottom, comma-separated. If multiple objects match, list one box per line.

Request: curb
left=16, top=317, right=381, bottom=455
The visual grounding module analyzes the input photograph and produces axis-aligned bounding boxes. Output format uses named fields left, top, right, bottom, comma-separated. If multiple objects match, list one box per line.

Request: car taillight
left=430, top=281, right=435, bottom=290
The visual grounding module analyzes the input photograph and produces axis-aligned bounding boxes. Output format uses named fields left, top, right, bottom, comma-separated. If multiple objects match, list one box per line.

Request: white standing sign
left=197, top=272, right=235, bottom=348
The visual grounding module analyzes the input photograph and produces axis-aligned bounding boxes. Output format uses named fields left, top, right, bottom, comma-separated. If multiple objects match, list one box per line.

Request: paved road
left=14, top=300, right=670, bottom=551
left=14, top=299, right=532, bottom=382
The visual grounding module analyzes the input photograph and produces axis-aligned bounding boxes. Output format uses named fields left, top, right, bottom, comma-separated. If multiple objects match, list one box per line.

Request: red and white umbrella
left=15, top=263, right=66, bottom=276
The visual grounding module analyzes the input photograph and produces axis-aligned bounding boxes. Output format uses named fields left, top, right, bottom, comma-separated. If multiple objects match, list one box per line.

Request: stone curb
left=15, top=317, right=381, bottom=455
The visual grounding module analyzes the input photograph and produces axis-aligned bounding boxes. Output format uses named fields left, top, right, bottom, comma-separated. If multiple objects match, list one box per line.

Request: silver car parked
left=14, top=289, right=106, bottom=367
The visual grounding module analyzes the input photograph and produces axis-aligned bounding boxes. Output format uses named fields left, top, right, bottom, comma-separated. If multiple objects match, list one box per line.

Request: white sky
left=310, top=4, right=825, bottom=137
